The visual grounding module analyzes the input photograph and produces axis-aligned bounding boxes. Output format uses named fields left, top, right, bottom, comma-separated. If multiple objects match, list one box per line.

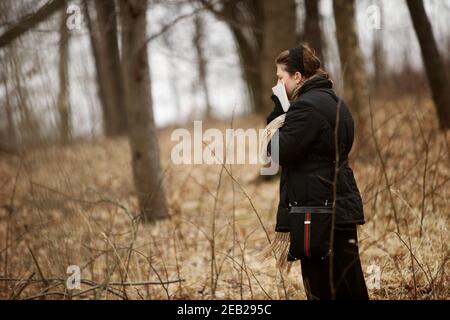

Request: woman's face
left=276, top=64, right=302, bottom=99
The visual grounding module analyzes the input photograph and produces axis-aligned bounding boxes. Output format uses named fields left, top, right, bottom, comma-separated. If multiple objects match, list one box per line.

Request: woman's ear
left=295, top=71, right=303, bottom=84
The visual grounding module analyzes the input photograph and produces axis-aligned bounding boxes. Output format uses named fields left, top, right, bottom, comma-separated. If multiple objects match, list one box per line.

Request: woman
left=266, top=44, right=369, bottom=300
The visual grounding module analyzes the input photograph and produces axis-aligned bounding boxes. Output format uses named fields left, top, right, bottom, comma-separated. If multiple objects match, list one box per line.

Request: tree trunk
left=94, top=0, right=128, bottom=135
left=57, top=2, right=71, bottom=143
left=372, top=0, right=384, bottom=92
left=84, top=0, right=114, bottom=137
left=304, top=0, right=325, bottom=64
left=0, top=2, right=16, bottom=148
left=193, top=13, right=212, bottom=118
left=85, top=0, right=126, bottom=137
left=372, top=31, right=384, bottom=92
left=201, top=0, right=265, bottom=114
left=407, top=0, right=450, bottom=130
left=161, top=32, right=181, bottom=116
left=333, top=0, right=369, bottom=125
left=261, top=0, right=297, bottom=115
left=1, top=67, right=16, bottom=149
left=230, top=23, right=263, bottom=114
left=119, top=0, right=169, bottom=222
left=11, top=45, right=37, bottom=144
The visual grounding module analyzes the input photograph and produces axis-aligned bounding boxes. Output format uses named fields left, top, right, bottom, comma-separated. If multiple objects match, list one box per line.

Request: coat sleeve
left=267, top=105, right=322, bottom=166
left=266, top=95, right=285, bottom=125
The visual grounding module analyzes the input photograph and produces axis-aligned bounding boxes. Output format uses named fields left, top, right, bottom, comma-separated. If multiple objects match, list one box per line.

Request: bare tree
left=161, top=28, right=182, bottom=116
left=84, top=0, right=127, bottom=137
left=10, top=44, right=38, bottom=144
left=84, top=1, right=112, bottom=136
left=0, top=1, right=16, bottom=150
left=304, top=0, right=325, bottom=64
left=57, top=2, right=71, bottom=143
left=193, top=12, right=212, bottom=118
left=1, top=65, right=16, bottom=151
left=407, top=0, right=450, bottom=130
left=372, top=31, right=384, bottom=92
left=200, top=0, right=264, bottom=114
left=119, top=0, right=169, bottom=222
left=333, top=0, right=369, bottom=125
left=372, top=0, right=384, bottom=92
left=94, top=0, right=128, bottom=135
left=201, top=0, right=297, bottom=115
left=261, top=0, right=297, bottom=115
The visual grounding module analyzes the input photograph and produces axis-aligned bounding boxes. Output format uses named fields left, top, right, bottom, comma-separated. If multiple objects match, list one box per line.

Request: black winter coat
left=266, top=75, right=365, bottom=232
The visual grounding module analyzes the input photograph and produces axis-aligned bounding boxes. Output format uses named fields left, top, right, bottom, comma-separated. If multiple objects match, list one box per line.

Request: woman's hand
left=266, top=94, right=285, bottom=125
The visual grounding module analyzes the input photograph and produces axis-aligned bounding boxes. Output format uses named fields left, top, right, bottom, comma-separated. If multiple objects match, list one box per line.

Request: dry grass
left=0, top=96, right=448, bottom=300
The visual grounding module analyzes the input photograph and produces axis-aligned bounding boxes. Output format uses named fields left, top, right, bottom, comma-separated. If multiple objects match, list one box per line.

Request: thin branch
left=0, top=0, right=66, bottom=48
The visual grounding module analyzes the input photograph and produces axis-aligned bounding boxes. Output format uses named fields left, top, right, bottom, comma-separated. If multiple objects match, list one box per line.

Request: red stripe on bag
left=305, top=212, right=311, bottom=257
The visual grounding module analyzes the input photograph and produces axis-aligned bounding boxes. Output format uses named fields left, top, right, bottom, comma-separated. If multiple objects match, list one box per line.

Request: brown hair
left=275, top=44, right=329, bottom=79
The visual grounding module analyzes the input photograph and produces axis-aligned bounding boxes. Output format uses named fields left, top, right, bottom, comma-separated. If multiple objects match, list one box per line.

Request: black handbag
left=287, top=202, right=333, bottom=261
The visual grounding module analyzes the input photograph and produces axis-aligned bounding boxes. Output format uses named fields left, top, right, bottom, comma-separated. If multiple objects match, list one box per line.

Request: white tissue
left=271, top=81, right=290, bottom=112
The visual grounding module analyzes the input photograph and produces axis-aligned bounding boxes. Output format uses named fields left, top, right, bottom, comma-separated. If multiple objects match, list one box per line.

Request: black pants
left=300, top=224, right=369, bottom=300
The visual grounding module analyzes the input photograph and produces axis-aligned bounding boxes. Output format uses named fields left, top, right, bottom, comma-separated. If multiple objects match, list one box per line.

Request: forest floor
left=0, top=96, right=448, bottom=300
